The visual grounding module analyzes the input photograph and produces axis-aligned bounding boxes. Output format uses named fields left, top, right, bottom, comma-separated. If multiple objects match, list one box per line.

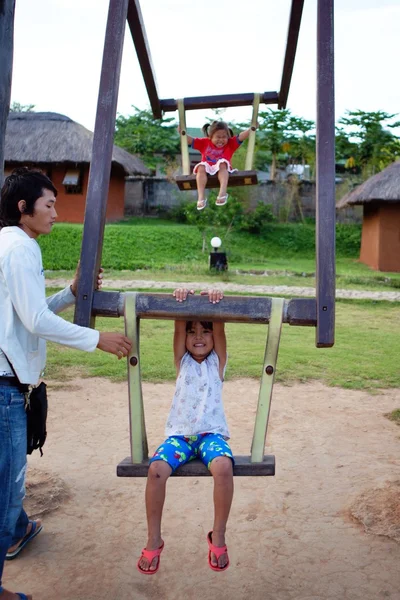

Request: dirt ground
left=4, top=378, right=400, bottom=600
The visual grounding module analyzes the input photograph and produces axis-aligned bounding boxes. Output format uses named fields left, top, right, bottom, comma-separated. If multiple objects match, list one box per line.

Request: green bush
left=241, top=202, right=275, bottom=234
left=336, top=223, right=362, bottom=256
left=184, top=193, right=244, bottom=231
left=166, top=203, right=188, bottom=223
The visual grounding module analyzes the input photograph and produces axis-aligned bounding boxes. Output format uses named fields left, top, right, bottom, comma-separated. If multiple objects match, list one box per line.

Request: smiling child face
left=185, top=321, right=214, bottom=362
left=211, top=130, right=229, bottom=148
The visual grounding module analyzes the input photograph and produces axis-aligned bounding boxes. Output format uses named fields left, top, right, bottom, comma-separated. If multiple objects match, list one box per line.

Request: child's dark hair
left=0, top=167, right=57, bottom=228
left=202, top=121, right=234, bottom=139
left=186, top=321, right=213, bottom=332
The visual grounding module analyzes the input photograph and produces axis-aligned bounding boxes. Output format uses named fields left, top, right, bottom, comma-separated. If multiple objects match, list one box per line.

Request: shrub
left=164, top=202, right=188, bottom=223
left=336, top=223, right=362, bottom=256
left=240, top=202, right=275, bottom=234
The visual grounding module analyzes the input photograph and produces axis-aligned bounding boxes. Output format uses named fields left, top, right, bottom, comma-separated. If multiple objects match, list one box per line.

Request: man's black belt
left=0, top=376, right=29, bottom=392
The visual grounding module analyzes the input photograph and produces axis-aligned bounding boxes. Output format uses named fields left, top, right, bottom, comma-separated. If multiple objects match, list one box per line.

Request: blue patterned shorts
left=149, top=433, right=234, bottom=472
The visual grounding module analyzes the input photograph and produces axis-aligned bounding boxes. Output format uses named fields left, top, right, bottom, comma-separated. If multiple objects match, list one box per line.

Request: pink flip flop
left=207, top=531, right=230, bottom=572
left=137, top=541, right=164, bottom=575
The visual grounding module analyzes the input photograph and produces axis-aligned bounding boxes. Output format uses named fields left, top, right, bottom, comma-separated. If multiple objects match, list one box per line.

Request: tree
left=114, top=107, right=180, bottom=171
left=285, top=116, right=316, bottom=176
left=257, top=108, right=292, bottom=180
left=10, top=101, right=35, bottom=112
left=335, top=126, right=357, bottom=161
left=338, top=110, right=400, bottom=174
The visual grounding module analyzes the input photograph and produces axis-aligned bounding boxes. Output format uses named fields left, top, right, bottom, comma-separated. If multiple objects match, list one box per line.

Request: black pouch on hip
left=26, top=382, right=48, bottom=456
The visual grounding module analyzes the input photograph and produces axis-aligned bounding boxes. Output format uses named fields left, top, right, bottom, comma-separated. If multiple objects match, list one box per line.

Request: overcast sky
left=10, top=0, right=400, bottom=132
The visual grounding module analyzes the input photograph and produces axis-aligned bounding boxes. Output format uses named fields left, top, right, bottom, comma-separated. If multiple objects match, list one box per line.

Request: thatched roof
left=337, top=160, right=400, bottom=208
left=5, top=112, right=150, bottom=175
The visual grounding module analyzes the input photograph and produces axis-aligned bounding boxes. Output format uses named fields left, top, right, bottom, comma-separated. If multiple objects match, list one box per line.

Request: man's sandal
left=207, top=531, right=230, bottom=572
left=16, top=594, right=31, bottom=600
left=137, top=541, right=164, bottom=575
left=197, top=198, right=207, bottom=211
left=6, top=520, right=43, bottom=560
left=215, top=194, right=228, bottom=206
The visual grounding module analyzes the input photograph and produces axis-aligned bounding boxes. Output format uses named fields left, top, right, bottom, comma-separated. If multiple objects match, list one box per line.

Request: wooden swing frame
left=0, top=0, right=336, bottom=478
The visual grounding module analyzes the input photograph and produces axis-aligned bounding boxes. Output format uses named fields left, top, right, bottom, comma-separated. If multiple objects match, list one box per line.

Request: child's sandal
left=197, top=198, right=207, bottom=211
left=137, top=541, right=164, bottom=575
left=215, top=194, right=228, bottom=207
left=207, top=531, right=230, bottom=572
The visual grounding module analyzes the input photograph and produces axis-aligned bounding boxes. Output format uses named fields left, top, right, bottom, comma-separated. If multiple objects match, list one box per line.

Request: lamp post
left=209, top=237, right=228, bottom=271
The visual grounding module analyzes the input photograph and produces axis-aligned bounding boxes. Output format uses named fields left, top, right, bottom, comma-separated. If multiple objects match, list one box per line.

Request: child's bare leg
left=138, top=460, right=172, bottom=572
left=216, top=162, right=229, bottom=201
left=196, top=165, right=207, bottom=208
left=209, top=456, right=234, bottom=568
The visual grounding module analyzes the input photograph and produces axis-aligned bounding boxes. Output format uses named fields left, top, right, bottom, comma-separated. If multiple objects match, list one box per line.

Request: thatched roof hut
left=4, top=111, right=150, bottom=223
left=337, top=160, right=400, bottom=208
left=5, top=111, right=149, bottom=175
left=337, top=160, right=400, bottom=272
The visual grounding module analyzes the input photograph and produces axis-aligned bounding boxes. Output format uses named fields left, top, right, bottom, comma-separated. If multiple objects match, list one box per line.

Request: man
left=0, top=167, right=132, bottom=600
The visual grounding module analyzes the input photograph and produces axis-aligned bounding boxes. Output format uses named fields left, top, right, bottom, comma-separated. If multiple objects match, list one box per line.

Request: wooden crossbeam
left=176, top=171, right=258, bottom=191
left=160, top=92, right=279, bottom=113
left=117, top=455, right=275, bottom=477
left=92, top=292, right=317, bottom=327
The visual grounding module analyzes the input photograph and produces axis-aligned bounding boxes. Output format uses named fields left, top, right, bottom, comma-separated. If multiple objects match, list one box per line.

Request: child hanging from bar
left=137, top=287, right=233, bottom=575
left=179, top=120, right=255, bottom=210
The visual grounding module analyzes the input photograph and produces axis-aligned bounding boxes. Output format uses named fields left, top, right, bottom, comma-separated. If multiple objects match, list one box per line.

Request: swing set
left=69, top=0, right=336, bottom=478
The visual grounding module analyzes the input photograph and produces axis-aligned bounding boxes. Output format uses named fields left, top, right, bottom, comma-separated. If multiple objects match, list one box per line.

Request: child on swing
left=137, top=287, right=233, bottom=575
left=180, top=120, right=255, bottom=210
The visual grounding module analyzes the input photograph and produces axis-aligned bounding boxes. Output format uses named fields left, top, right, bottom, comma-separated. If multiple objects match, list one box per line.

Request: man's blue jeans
left=11, top=508, right=29, bottom=546
left=0, top=384, right=27, bottom=592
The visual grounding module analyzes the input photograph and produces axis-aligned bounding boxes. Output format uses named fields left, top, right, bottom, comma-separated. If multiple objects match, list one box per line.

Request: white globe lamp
left=210, top=237, right=222, bottom=251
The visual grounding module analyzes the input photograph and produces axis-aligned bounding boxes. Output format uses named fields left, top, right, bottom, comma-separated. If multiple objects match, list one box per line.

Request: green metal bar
left=178, top=98, right=190, bottom=176
left=124, top=292, right=148, bottom=463
left=245, top=93, right=261, bottom=171
left=251, top=297, right=284, bottom=462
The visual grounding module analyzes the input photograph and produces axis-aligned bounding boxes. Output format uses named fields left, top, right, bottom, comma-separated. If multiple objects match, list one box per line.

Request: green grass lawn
left=42, top=221, right=400, bottom=291
left=45, top=292, right=400, bottom=391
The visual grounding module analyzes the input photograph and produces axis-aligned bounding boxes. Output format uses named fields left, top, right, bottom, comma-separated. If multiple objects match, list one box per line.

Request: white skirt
left=193, top=158, right=237, bottom=176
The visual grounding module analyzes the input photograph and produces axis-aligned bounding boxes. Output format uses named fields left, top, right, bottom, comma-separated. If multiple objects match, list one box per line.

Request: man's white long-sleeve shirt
left=0, top=226, right=99, bottom=384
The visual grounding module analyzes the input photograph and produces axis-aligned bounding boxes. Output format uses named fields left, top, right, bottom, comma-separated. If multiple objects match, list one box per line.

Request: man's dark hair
left=0, top=167, right=57, bottom=228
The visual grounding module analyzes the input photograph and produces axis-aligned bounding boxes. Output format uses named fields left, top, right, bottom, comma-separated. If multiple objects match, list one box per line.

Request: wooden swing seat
left=117, top=455, right=275, bottom=477
left=176, top=170, right=258, bottom=191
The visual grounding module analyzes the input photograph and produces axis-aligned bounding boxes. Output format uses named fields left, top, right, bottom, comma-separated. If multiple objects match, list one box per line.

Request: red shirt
left=192, top=136, right=242, bottom=166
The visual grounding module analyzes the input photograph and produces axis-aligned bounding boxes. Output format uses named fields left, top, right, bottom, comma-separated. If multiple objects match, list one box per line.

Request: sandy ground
left=4, top=378, right=400, bottom=600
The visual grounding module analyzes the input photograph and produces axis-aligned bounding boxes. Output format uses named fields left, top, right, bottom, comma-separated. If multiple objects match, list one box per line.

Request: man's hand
left=70, top=261, right=104, bottom=296
left=97, top=333, right=132, bottom=359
